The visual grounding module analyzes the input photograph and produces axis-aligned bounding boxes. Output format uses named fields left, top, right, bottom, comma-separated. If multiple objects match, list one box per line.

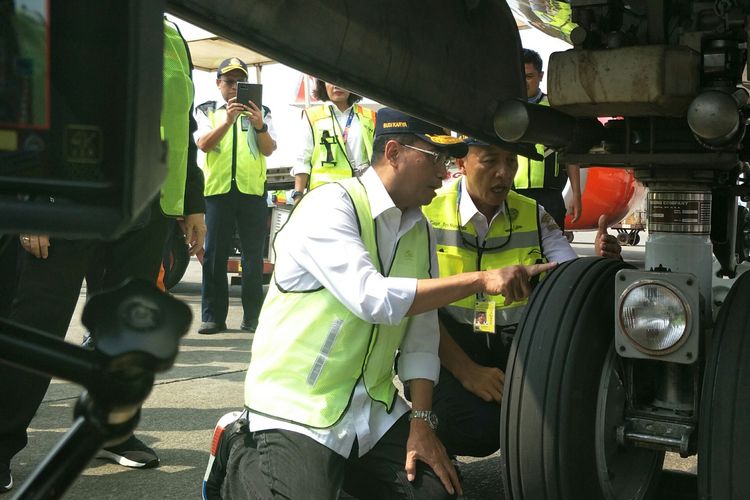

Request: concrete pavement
left=6, top=228, right=696, bottom=499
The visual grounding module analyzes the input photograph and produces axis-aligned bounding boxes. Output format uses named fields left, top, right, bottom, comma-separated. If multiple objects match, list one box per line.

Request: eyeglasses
left=219, top=78, right=247, bottom=87
left=399, top=143, right=452, bottom=167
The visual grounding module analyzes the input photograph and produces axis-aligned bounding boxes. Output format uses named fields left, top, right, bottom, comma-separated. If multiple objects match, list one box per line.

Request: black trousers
left=0, top=200, right=168, bottom=464
left=514, top=187, right=566, bottom=230
left=201, top=187, right=267, bottom=326
left=222, top=414, right=454, bottom=500
left=432, top=312, right=515, bottom=458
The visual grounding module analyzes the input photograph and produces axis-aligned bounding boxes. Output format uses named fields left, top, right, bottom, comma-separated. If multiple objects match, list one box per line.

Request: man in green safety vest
left=1, top=19, right=206, bottom=489
left=514, top=48, right=582, bottom=231
left=424, top=137, right=621, bottom=458
left=195, top=58, right=277, bottom=335
left=202, top=109, right=556, bottom=500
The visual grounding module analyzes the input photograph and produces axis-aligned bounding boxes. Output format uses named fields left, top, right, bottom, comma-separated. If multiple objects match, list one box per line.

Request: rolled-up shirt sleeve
left=397, top=229, right=440, bottom=383
left=274, top=184, right=417, bottom=325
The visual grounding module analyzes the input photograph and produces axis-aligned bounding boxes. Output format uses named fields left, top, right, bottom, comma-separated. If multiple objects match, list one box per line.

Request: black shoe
left=198, top=322, right=227, bottom=335
left=97, top=435, right=160, bottom=469
left=240, top=319, right=257, bottom=333
left=203, top=411, right=248, bottom=500
left=0, top=462, right=12, bottom=493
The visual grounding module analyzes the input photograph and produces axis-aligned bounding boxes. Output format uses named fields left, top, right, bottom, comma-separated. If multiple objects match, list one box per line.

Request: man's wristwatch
left=409, top=410, right=438, bottom=431
left=254, top=123, right=268, bottom=133
left=291, top=190, right=304, bottom=200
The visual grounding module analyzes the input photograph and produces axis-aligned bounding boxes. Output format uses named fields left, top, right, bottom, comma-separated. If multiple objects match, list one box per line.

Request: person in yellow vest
left=423, top=137, right=620, bottom=458
left=514, top=48, right=582, bottom=231
left=203, top=109, right=555, bottom=499
left=1, top=19, right=206, bottom=489
left=195, top=58, right=277, bottom=335
left=290, top=79, right=376, bottom=202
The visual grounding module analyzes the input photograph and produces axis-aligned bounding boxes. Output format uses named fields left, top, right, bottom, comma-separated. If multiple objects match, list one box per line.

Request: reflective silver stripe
left=307, top=319, right=344, bottom=386
left=432, top=226, right=541, bottom=251
left=444, top=303, right=525, bottom=327
left=432, top=227, right=462, bottom=247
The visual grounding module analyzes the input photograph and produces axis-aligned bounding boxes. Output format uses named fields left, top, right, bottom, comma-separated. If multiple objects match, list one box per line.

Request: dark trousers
left=0, top=236, right=21, bottom=317
left=432, top=313, right=515, bottom=458
left=222, top=414, right=453, bottom=500
left=201, top=188, right=267, bottom=326
left=0, top=201, right=168, bottom=464
left=514, top=188, right=566, bottom=230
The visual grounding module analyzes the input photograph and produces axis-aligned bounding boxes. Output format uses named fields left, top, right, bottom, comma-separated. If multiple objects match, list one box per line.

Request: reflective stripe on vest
left=422, top=178, right=546, bottom=326
left=514, top=96, right=565, bottom=190
left=160, top=20, right=193, bottom=215
left=307, top=104, right=376, bottom=190
left=203, top=108, right=267, bottom=196
left=245, top=178, right=430, bottom=428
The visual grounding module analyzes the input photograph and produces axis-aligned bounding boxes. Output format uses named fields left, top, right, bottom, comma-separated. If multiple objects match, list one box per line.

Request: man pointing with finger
left=422, top=138, right=621, bottom=458
left=208, top=109, right=554, bottom=500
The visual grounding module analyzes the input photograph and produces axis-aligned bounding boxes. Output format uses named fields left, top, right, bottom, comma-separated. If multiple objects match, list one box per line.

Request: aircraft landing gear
left=698, top=270, right=750, bottom=499
left=500, top=257, right=663, bottom=499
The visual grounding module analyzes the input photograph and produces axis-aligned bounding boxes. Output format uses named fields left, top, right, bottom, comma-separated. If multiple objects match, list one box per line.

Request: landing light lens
left=619, top=283, right=688, bottom=353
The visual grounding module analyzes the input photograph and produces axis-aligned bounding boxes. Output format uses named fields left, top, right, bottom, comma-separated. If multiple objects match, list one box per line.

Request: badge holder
left=473, top=299, right=496, bottom=333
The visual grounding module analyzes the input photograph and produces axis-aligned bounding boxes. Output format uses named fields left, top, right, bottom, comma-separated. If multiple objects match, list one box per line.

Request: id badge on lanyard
left=473, top=297, right=496, bottom=334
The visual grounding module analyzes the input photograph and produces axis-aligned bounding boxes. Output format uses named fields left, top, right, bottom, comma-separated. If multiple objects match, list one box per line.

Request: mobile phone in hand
left=236, top=82, right=262, bottom=109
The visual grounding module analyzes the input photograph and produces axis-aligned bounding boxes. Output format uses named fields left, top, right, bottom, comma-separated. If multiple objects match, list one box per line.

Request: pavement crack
left=43, top=368, right=247, bottom=404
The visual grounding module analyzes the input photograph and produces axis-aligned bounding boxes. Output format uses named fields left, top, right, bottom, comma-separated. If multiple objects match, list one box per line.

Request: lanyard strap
left=341, top=107, right=355, bottom=144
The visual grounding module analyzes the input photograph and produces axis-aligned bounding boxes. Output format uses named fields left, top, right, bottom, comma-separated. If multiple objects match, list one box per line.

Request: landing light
left=618, top=282, right=690, bottom=354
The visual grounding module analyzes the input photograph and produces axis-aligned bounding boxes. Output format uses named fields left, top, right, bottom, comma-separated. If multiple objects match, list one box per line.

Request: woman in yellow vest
left=423, top=137, right=621, bottom=458
left=291, top=79, right=376, bottom=201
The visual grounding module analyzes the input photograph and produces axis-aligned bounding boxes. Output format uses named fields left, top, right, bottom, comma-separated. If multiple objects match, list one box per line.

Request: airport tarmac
left=6, top=228, right=697, bottom=499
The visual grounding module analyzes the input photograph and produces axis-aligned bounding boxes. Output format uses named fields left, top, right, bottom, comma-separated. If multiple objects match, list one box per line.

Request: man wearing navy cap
left=422, top=137, right=620, bottom=458
left=205, top=109, right=556, bottom=499
left=195, top=57, right=277, bottom=335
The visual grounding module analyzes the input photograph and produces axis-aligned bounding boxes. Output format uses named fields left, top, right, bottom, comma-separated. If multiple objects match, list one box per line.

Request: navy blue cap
left=375, top=108, right=468, bottom=158
left=461, top=136, right=490, bottom=147
left=217, top=57, right=248, bottom=78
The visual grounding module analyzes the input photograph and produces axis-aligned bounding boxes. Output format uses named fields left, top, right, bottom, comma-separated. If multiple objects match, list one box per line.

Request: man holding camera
left=195, top=57, right=277, bottom=335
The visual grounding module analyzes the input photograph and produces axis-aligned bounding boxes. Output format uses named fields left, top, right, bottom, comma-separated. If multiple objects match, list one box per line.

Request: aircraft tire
left=698, top=270, right=750, bottom=499
left=163, top=232, right=190, bottom=290
left=500, top=256, right=663, bottom=500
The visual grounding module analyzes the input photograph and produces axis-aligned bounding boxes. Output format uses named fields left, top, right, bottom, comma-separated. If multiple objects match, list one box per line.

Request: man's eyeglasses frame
left=398, top=142, right=452, bottom=167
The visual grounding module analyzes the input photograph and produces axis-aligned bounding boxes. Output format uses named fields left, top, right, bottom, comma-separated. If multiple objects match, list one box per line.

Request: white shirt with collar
left=248, top=167, right=440, bottom=458
left=291, top=102, right=370, bottom=177
left=457, top=176, right=577, bottom=263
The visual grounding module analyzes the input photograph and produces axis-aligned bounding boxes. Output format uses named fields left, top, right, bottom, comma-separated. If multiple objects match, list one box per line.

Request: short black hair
left=522, top=48, right=543, bottom=73
left=370, top=133, right=416, bottom=165
left=313, top=79, right=362, bottom=106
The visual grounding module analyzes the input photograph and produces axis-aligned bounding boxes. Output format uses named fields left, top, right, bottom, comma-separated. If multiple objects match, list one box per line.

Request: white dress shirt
left=248, top=167, right=440, bottom=458
left=291, top=102, right=370, bottom=177
left=457, top=177, right=577, bottom=263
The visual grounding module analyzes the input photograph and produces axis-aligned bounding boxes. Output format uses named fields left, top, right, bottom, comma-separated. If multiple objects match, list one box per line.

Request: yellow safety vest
left=245, top=178, right=430, bottom=428
left=160, top=20, right=194, bottom=215
left=514, top=96, right=566, bottom=191
left=422, top=178, right=546, bottom=326
left=306, top=104, right=376, bottom=190
left=201, top=106, right=267, bottom=196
